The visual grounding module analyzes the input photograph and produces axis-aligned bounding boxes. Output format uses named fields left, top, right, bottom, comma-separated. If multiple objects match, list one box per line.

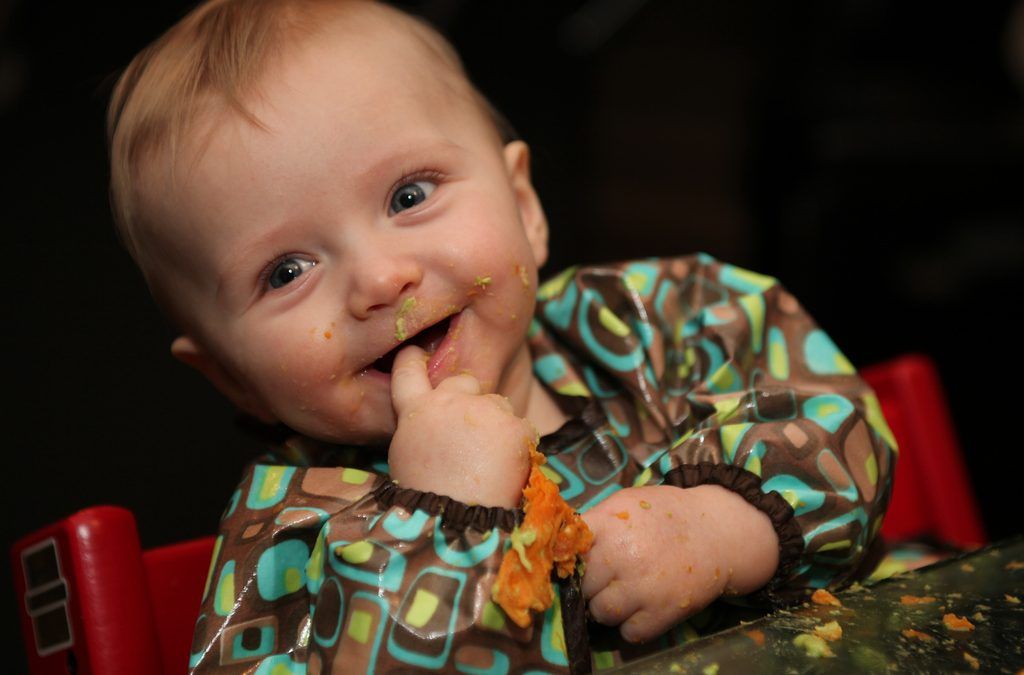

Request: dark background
left=4, top=0, right=1023, bottom=669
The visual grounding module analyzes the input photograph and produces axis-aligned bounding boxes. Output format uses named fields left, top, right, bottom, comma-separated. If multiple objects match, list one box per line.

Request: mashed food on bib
left=492, top=448, right=594, bottom=628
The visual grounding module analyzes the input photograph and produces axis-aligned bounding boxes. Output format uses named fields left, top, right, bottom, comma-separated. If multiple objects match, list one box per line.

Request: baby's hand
left=581, top=484, right=777, bottom=643
left=387, top=345, right=534, bottom=508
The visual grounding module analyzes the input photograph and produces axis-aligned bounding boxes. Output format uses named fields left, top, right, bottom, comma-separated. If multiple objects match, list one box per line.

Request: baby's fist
left=580, top=485, right=733, bottom=643
left=388, top=346, right=534, bottom=508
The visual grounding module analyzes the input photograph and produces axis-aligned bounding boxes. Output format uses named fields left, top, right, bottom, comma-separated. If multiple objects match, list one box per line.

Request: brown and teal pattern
left=528, top=254, right=896, bottom=599
left=188, top=254, right=896, bottom=673
left=189, top=464, right=575, bottom=674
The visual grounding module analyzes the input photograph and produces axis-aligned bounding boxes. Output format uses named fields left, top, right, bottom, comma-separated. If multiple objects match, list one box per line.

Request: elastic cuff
left=661, top=462, right=804, bottom=605
left=373, top=481, right=521, bottom=533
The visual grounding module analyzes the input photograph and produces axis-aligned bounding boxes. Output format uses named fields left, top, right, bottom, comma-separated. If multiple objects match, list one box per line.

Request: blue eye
left=389, top=180, right=436, bottom=214
left=268, top=257, right=315, bottom=289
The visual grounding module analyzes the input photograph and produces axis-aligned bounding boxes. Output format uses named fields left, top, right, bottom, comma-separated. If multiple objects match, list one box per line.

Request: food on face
left=375, top=311, right=453, bottom=373
left=514, top=263, right=530, bottom=289
left=492, top=449, right=594, bottom=628
left=467, top=275, right=493, bottom=298
left=394, top=296, right=418, bottom=342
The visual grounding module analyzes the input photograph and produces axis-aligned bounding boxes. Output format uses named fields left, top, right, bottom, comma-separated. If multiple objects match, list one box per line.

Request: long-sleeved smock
left=187, top=254, right=896, bottom=673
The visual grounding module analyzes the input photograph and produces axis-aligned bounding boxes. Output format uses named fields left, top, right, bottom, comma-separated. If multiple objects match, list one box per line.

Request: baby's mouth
left=371, top=316, right=452, bottom=374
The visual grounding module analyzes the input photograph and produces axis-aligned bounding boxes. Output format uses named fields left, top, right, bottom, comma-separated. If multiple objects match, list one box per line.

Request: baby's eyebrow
left=213, top=222, right=299, bottom=304
left=358, top=138, right=466, bottom=185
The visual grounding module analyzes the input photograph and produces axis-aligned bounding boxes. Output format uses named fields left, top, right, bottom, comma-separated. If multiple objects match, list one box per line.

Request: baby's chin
left=284, top=411, right=398, bottom=448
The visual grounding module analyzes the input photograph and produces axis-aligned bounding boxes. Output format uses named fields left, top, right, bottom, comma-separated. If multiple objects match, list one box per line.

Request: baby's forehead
left=250, top=4, right=487, bottom=137
left=307, top=3, right=466, bottom=82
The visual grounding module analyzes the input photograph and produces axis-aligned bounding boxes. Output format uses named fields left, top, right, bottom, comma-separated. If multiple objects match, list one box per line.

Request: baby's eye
left=267, top=257, right=316, bottom=289
left=389, top=180, right=437, bottom=214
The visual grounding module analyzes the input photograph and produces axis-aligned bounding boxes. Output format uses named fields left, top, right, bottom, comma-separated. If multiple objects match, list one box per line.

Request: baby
left=107, top=0, right=895, bottom=672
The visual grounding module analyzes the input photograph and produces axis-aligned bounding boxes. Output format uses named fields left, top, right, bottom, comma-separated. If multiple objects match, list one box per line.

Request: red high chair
left=12, top=507, right=215, bottom=675
left=861, top=353, right=985, bottom=548
left=12, top=353, right=985, bottom=674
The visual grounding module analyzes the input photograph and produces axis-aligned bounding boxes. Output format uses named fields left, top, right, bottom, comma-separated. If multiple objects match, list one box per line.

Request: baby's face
left=140, top=24, right=547, bottom=444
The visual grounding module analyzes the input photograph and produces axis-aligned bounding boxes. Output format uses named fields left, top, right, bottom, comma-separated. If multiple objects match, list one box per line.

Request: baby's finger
left=587, top=580, right=641, bottom=627
left=435, top=372, right=481, bottom=395
left=580, top=546, right=616, bottom=599
left=483, top=393, right=515, bottom=414
left=619, top=609, right=666, bottom=645
left=390, top=345, right=432, bottom=412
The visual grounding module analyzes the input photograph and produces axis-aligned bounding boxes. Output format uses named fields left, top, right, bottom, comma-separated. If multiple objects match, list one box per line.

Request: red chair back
left=861, top=353, right=986, bottom=547
left=144, top=536, right=217, bottom=673
left=12, top=506, right=215, bottom=675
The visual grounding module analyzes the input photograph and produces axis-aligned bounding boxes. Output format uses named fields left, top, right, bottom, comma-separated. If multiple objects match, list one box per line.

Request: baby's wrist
left=387, top=442, right=529, bottom=509
left=688, top=484, right=780, bottom=595
left=631, top=484, right=777, bottom=596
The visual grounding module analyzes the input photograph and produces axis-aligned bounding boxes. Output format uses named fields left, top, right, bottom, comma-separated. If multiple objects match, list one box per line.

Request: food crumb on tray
left=793, top=633, right=835, bottom=658
left=810, top=588, right=842, bottom=607
left=901, top=628, right=934, bottom=641
left=744, top=628, right=766, bottom=647
left=942, top=613, right=975, bottom=632
left=813, top=620, right=843, bottom=642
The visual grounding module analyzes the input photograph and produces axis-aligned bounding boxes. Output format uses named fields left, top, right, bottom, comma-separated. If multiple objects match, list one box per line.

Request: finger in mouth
left=372, top=316, right=452, bottom=373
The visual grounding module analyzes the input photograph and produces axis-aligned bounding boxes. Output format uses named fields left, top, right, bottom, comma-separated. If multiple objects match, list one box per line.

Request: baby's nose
left=347, top=253, right=422, bottom=318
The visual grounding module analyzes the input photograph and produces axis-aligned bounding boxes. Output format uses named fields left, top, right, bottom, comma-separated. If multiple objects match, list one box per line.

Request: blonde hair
left=107, top=0, right=513, bottom=263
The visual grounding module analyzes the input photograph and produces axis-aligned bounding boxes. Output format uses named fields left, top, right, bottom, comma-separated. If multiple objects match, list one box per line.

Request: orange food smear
left=492, top=449, right=594, bottom=628
left=615, top=511, right=631, bottom=520
left=900, top=594, right=937, bottom=605
left=901, top=628, right=934, bottom=641
left=810, top=589, right=842, bottom=607
left=943, top=613, right=975, bottom=632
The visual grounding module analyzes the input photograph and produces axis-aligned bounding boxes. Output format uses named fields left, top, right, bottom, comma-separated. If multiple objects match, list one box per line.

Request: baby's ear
left=171, top=335, right=277, bottom=424
left=503, top=141, right=549, bottom=268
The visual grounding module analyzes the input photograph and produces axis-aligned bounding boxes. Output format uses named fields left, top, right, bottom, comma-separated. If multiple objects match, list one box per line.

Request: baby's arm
left=388, top=345, right=534, bottom=508
left=530, top=255, right=895, bottom=645
left=581, top=484, right=778, bottom=642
